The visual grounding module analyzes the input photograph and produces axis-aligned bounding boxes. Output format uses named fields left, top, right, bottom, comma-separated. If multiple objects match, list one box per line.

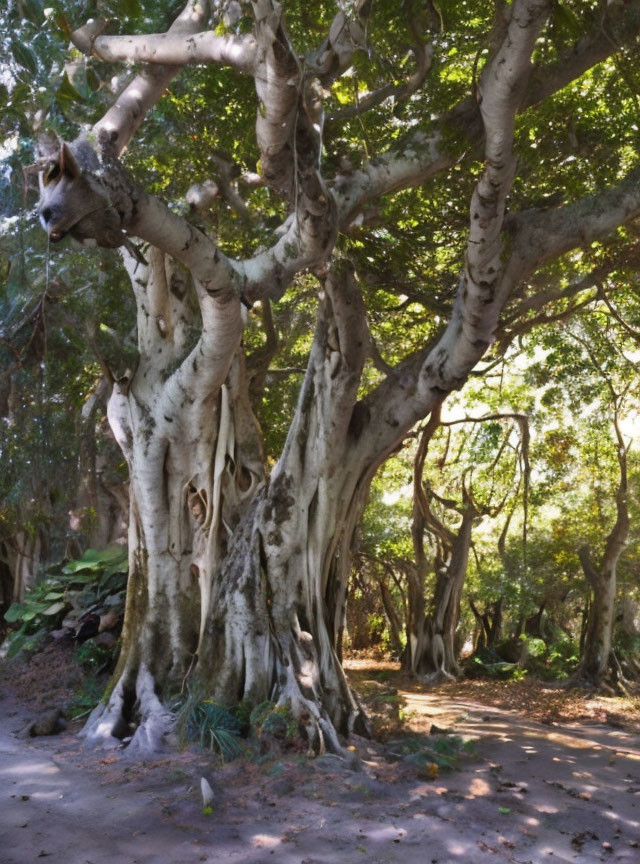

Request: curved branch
left=328, top=42, right=433, bottom=124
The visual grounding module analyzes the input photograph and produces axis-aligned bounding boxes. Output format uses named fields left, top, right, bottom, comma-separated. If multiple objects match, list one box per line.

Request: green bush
left=3, top=546, right=127, bottom=654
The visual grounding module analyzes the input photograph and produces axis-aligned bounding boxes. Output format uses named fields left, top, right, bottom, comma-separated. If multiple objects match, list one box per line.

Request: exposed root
left=82, top=664, right=174, bottom=758
left=423, top=667, right=459, bottom=686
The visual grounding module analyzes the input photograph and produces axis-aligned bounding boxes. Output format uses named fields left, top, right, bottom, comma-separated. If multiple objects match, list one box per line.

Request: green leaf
left=44, top=591, right=64, bottom=600
left=55, top=73, right=86, bottom=107
left=4, top=603, right=27, bottom=624
left=11, top=41, right=39, bottom=76
left=43, top=601, right=66, bottom=616
left=499, top=807, right=512, bottom=814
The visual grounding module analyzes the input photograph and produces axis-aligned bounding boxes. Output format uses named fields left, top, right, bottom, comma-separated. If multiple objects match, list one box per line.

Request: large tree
left=19, top=0, right=640, bottom=752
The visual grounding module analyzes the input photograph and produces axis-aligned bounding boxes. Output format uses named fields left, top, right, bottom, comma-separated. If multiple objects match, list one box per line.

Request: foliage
left=2, top=546, right=127, bottom=654
left=174, top=689, right=243, bottom=761
left=69, top=677, right=104, bottom=720
left=73, top=639, right=114, bottom=672
left=390, top=733, right=475, bottom=771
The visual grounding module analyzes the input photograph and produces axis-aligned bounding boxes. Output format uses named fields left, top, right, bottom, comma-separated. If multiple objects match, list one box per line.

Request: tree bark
left=416, top=505, right=477, bottom=680
left=84, top=257, right=371, bottom=754
left=574, top=411, right=629, bottom=687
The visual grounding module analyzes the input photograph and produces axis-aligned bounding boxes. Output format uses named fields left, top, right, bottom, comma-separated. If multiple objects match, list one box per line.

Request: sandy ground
left=1, top=675, right=640, bottom=864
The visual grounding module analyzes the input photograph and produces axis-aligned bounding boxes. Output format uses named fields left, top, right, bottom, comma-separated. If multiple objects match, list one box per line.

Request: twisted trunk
left=84, top=259, right=371, bottom=754
left=415, top=505, right=476, bottom=680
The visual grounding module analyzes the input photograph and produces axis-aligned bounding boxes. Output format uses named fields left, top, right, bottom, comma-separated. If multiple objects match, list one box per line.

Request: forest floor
left=1, top=651, right=639, bottom=864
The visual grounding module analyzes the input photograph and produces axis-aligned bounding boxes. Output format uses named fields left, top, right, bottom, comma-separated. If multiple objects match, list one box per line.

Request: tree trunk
left=378, top=578, right=404, bottom=657
left=83, top=256, right=371, bottom=754
left=469, top=597, right=503, bottom=651
left=525, top=601, right=546, bottom=638
left=576, top=546, right=619, bottom=685
left=574, top=410, right=629, bottom=687
left=403, top=406, right=441, bottom=674
left=414, top=505, right=476, bottom=679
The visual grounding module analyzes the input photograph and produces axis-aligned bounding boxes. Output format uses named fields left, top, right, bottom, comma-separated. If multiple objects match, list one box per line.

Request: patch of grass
left=70, top=678, right=104, bottom=719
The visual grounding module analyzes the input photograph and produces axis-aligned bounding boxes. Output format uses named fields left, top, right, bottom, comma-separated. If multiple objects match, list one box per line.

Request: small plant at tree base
left=70, top=678, right=105, bottom=720
left=250, top=701, right=300, bottom=744
left=174, top=689, right=243, bottom=761
left=74, top=639, right=115, bottom=673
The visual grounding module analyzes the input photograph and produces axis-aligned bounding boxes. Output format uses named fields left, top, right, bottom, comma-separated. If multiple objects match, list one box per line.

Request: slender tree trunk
left=417, top=505, right=476, bottom=679
left=378, top=578, right=404, bottom=657
left=574, top=411, right=629, bottom=687
left=469, top=597, right=503, bottom=651
left=403, top=406, right=442, bottom=673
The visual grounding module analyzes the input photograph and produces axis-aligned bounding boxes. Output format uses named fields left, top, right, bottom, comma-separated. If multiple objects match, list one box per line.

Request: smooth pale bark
left=85, top=259, right=371, bottom=752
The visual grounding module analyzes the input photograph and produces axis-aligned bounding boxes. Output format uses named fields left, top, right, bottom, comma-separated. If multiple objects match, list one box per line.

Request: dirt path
left=1, top=683, right=639, bottom=864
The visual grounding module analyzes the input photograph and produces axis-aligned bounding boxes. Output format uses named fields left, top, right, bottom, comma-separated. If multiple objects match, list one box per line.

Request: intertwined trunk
left=408, top=505, right=476, bottom=679
left=84, top=257, right=371, bottom=753
left=197, top=264, right=374, bottom=747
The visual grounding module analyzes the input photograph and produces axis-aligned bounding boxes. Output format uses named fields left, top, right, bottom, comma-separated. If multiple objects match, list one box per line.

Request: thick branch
left=75, top=0, right=211, bottom=156
left=509, top=168, right=640, bottom=270
left=88, top=31, right=257, bottom=73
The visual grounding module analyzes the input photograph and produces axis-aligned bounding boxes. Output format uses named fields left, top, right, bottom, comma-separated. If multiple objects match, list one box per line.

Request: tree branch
left=74, top=0, right=211, bottom=156
left=509, top=167, right=640, bottom=271
left=86, top=30, right=257, bottom=73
